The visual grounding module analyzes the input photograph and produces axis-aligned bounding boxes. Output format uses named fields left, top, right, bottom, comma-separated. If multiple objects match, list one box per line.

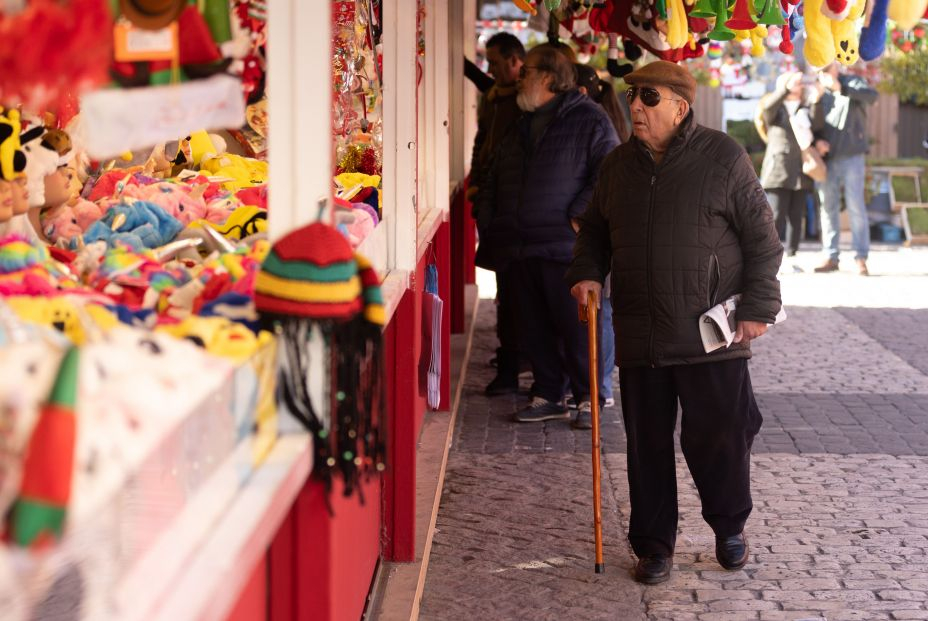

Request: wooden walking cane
left=579, top=290, right=605, bottom=573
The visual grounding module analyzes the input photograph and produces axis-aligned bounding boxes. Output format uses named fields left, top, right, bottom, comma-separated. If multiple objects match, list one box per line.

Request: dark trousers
left=619, top=359, right=763, bottom=557
left=767, top=188, right=807, bottom=256
left=495, top=266, right=520, bottom=380
left=513, top=258, right=593, bottom=403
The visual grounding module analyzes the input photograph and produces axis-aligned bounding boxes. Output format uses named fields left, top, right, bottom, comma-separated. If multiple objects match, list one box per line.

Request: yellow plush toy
left=804, top=0, right=864, bottom=67
left=200, top=154, right=269, bottom=191
left=833, top=0, right=866, bottom=65
left=6, top=296, right=118, bottom=345
left=157, top=316, right=272, bottom=364
left=888, top=0, right=928, bottom=30
left=804, top=0, right=836, bottom=67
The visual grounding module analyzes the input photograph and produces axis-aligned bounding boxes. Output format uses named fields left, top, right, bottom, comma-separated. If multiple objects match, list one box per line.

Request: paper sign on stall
left=78, top=75, right=246, bottom=160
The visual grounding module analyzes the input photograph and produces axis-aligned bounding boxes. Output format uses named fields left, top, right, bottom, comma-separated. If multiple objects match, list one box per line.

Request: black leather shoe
left=484, top=375, right=518, bottom=396
left=716, top=533, right=749, bottom=570
left=633, top=554, right=672, bottom=584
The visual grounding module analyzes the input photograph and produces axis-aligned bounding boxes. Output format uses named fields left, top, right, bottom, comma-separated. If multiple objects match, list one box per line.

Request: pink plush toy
left=41, top=203, right=83, bottom=243
left=72, top=198, right=107, bottom=231
left=120, top=182, right=209, bottom=225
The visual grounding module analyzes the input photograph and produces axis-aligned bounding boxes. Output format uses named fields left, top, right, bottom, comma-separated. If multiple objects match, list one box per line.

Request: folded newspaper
left=699, top=294, right=787, bottom=353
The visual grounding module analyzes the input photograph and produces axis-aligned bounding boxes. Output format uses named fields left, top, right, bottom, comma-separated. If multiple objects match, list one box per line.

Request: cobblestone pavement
left=419, top=248, right=928, bottom=621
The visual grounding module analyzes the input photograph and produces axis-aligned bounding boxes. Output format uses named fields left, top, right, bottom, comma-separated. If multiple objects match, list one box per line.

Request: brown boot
left=813, top=259, right=839, bottom=273
left=856, top=258, right=869, bottom=276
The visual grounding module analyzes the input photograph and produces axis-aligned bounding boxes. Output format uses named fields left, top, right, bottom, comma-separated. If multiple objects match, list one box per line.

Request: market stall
left=0, top=0, right=462, bottom=619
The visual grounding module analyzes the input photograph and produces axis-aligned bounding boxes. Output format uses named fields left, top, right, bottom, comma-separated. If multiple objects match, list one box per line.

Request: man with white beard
left=473, top=44, right=618, bottom=426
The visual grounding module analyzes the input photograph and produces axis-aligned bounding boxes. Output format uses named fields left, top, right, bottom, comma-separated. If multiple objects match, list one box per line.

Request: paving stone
left=419, top=250, right=928, bottom=620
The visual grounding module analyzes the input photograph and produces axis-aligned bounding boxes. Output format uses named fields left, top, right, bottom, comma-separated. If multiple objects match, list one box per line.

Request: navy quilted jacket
left=474, top=90, right=619, bottom=270
left=566, top=113, right=783, bottom=368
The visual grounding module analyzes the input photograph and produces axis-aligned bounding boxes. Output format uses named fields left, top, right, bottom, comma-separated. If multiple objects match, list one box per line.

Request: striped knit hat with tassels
left=255, top=221, right=385, bottom=499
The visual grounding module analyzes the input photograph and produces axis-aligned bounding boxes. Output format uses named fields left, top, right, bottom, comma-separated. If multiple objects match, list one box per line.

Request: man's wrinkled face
left=516, top=52, right=553, bottom=112
left=486, top=46, right=522, bottom=87
left=627, top=83, right=688, bottom=150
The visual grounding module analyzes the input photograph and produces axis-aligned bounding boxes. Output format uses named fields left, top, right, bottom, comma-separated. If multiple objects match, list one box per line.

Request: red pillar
left=450, top=181, right=476, bottom=334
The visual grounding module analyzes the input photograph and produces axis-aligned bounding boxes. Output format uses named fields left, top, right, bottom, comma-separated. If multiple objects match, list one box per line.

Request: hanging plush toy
left=860, top=0, right=890, bottom=59
left=589, top=0, right=704, bottom=61
left=833, top=0, right=866, bottom=64
left=254, top=221, right=386, bottom=498
left=888, top=0, right=928, bottom=29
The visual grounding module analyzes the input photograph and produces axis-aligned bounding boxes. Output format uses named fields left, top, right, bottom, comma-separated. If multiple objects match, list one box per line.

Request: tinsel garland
left=335, top=144, right=381, bottom=176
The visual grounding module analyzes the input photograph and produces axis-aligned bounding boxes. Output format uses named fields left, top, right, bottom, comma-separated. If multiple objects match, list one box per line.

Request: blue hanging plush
left=859, top=0, right=890, bottom=60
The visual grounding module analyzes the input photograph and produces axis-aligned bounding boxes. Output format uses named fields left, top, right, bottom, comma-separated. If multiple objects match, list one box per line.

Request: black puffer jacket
left=567, top=113, right=783, bottom=368
left=474, top=90, right=619, bottom=270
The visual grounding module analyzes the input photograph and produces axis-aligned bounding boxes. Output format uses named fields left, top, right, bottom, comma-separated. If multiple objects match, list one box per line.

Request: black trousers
left=513, top=258, right=594, bottom=403
left=766, top=188, right=807, bottom=256
left=494, top=266, right=521, bottom=380
left=619, top=358, right=763, bottom=557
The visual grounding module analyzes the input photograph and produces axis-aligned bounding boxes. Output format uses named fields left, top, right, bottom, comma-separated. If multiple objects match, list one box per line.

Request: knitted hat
left=624, top=60, right=698, bottom=105
left=0, top=109, right=27, bottom=182
left=254, top=221, right=363, bottom=319
left=256, top=221, right=386, bottom=498
left=119, top=0, right=186, bottom=30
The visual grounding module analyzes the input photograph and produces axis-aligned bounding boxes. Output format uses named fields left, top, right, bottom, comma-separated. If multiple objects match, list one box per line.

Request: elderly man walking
left=474, top=44, right=618, bottom=426
left=567, top=61, right=783, bottom=584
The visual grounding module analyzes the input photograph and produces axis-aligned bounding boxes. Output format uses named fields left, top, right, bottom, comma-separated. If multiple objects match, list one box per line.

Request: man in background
left=812, top=63, right=878, bottom=276
left=471, top=32, right=525, bottom=396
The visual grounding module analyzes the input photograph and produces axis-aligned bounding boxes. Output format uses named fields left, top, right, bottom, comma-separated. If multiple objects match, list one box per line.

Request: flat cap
left=625, top=60, right=696, bottom=105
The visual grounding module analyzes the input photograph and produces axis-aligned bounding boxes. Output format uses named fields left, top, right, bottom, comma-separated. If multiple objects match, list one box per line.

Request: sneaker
left=604, top=397, right=615, bottom=408
left=813, top=259, right=839, bottom=273
left=512, top=397, right=569, bottom=423
left=572, top=401, right=592, bottom=429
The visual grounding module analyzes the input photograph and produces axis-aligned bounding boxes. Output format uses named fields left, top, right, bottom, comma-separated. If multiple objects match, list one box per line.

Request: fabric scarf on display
left=5, top=347, right=79, bottom=548
left=254, top=221, right=386, bottom=501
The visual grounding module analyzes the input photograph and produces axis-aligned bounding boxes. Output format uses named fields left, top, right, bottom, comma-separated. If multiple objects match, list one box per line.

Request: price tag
left=113, top=21, right=179, bottom=62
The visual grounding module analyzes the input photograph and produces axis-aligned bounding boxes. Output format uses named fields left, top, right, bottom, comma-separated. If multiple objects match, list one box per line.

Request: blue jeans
left=820, top=153, right=869, bottom=261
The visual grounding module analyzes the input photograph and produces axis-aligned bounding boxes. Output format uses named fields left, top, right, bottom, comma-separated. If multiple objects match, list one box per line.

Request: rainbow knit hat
left=254, top=221, right=386, bottom=498
left=255, top=221, right=362, bottom=319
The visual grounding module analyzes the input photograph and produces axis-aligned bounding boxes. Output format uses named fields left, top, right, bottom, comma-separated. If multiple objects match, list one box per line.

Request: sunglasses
left=626, top=86, right=682, bottom=107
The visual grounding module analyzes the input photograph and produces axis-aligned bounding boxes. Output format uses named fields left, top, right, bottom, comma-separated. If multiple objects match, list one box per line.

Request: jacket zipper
left=647, top=170, right=657, bottom=367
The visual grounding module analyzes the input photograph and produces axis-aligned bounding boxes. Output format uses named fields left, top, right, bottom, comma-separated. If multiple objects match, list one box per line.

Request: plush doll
left=119, top=182, right=211, bottom=225
left=173, top=131, right=228, bottom=170
left=0, top=109, right=27, bottom=184
left=5, top=296, right=118, bottom=345
left=589, top=0, right=705, bottom=60
left=833, top=0, right=867, bottom=65
left=860, top=0, right=890, bottom=60
left=888, top=0, right=928, bottom=29
left=200, top=153, right=269, bottom=191
left=803, top=0, right=837, bottom=67
left=41, top=204, right=83, bottom=243
left=80, top=201, right=184, bottom=251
